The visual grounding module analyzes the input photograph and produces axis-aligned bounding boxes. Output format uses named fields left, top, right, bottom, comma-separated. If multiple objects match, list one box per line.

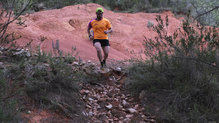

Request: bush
left=0, top=70, right=21, bottom=122
left=23, top=51, right=86, bottom=119
left=126, top=15, right=219, bottom=122
left=0, top=47, right=87, bottom=121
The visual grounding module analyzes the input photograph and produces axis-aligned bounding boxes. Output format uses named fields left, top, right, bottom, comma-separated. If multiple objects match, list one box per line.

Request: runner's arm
left=104, top=28, right=112, bottom=34
left=87, top=23, right=92, bottom=37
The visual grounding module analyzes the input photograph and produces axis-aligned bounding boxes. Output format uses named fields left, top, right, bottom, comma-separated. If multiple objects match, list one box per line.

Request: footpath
left=79, top=62, right=155, bottom=123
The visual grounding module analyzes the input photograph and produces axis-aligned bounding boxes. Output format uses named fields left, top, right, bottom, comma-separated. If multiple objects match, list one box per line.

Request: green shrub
left=23, top=50, right=86, bottom=119
left=0, top=47, right=86, bottom=121
left=126, top=15, right=219, bottom=122
left=0, top=70, right=21, bottom=122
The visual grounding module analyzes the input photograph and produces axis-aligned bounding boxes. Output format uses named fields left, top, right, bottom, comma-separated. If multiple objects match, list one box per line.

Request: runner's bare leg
left=103, top=46, right=110, bottom=61
left=94, top=42, right=102, bottom=62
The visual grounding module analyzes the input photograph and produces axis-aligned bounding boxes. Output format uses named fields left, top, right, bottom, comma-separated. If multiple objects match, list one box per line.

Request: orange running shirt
left=88, top=18, right=111, bottom=39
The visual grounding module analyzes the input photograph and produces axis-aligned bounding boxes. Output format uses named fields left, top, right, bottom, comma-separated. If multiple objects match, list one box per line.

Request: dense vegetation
left=0, top=48, right=89, bottom=122
left=126, top=15, right=219, bottom=122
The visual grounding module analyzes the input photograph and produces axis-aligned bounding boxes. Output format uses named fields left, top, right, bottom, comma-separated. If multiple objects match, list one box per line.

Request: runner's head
left=96, top=8, right=104, bottom=13
left=96, top=8, right=103, bottom=20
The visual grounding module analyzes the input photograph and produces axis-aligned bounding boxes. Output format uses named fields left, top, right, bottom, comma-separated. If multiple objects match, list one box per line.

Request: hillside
left=1, top=2, right=218, bottom=123
left=7, top=3, right=182, bottom=62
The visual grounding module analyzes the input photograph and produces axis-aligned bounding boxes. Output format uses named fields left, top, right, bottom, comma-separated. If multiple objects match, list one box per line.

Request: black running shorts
left=93, top=39, right=110, bottom=47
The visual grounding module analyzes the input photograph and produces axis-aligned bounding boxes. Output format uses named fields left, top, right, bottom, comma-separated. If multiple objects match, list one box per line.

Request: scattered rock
left=87, top=60, right=91, bottom=63
left=122, top=100, right=128, bottom=107
left=106, top=104, right=113, bottom=109
left=115, top=67, right=122, bottom=72
left=128, top=108, right=137, bottom=113
left=88, top=98, right=94, bottom=102
left=79, top=63, right=154, bottom=122
left=126, top=114, right=133, bottom=118
left=27, top=110, right=31, bottom=114
left=73, top=61, right=79, bottom=65
left=26, top=51, right=31, bottom=57
left=80, top=89, right=89, bottom=94
left=14, top=49, right=25, bottom=55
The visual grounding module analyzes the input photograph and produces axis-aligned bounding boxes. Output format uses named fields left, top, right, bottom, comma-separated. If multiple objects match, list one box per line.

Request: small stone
left=121, top=94, right=125, bottom=99
left=109, top=76, right=117, bottom=82
left=88, top=98, right=94, bottom=101
left=86, top=105, right=91, bottom=109
left=73, top=61, right=79, bottom=65
left=134, top=104, right=139, bottom=109
left=88, top=111, right=93, bottom=116
left=80, top=89, right=89, bottom=94
left=128, top=108, right=137, bottom=113
left=80, top=61, right=86, bottom=66
left=14, top=49, right=25, bottom=55
left=122, top=100, right=128, bottom=106
left=26, top=51, right=31, bottom=57
left=97, top=105, right=101, bottom=109
left=114, top=117, right=119, bottom=121
left=27, top=110, right=31, bottom=114
left=106, top=104, right=113, bottom=109
left=82, top=95, right=86, bottom=100
left=109, top=119, right=113, bottom=122
left=91, top=63, right=96, bottom=66
left=126, top=114, right=133, bottom=118
left=124, top=117, right=130, bottom=122
left=82, top=111, right=89, bottom=116
left=115, top=67, right=122, bottom=72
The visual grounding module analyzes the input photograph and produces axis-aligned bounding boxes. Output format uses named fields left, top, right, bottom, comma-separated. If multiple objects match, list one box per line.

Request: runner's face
left=96, top=11, right=103, bottom=20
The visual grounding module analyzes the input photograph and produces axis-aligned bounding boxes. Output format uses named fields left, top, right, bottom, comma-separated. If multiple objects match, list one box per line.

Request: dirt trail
left=22, top=63, right=155, bottom=123
left=80, top=67, right=155, bottom=123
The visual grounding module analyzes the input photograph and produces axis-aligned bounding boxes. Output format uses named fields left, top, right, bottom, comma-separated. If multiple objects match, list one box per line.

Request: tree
left=0, top=0, right=31, bottom=46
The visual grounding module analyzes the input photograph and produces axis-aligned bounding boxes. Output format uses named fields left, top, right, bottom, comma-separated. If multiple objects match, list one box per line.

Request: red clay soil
left=6, top=3, right=183, bottom=62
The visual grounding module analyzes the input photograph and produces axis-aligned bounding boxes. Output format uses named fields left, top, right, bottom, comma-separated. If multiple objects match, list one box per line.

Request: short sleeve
left=88, top=20, right=93, bottom=29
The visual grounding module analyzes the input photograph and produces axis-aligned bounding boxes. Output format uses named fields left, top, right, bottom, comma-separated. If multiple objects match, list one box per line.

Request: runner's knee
left=103, top=46, right=109, bottom=54
left=96, top=48, right=101, bottom=52
left=94, top=43, right=101, bottom=52
left=95, top=46, right=102, bottom=52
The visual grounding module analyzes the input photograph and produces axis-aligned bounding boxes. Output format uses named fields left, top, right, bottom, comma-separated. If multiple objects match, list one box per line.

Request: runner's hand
left=104, top=30, right=108, bottom=34
left=89, top=35, right=94, bottom=40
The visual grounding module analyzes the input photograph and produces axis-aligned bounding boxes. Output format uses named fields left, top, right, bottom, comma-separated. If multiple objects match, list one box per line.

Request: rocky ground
left=0, top=48, right=155, bottom=123
left=79, top=65, right=155, bottom=123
